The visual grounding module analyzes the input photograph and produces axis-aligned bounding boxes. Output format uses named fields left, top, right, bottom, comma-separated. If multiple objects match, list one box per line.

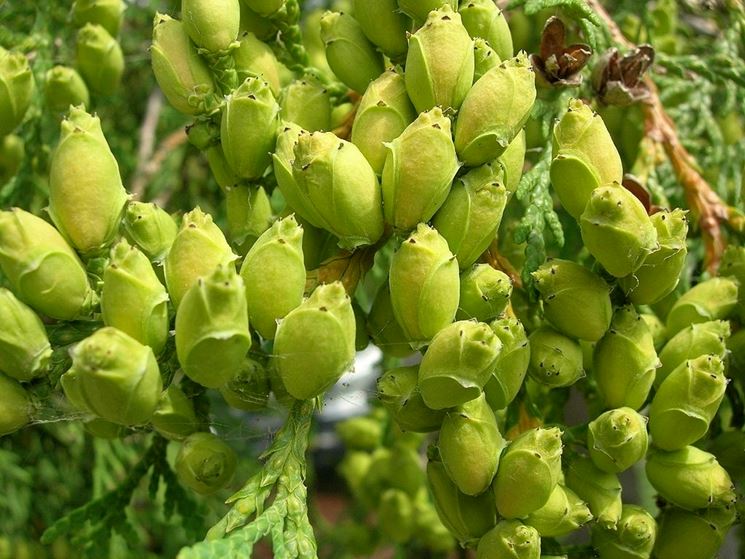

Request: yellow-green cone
left=527, top=326, right=585, bottom=388
left=377, top=366, right=445, bottom=432
left=565, top=456, right=622, bottom=530
left=654, top=506, right=736, bottom=559
left=524, top=484, right=592, bottom=538
left=0, top=288, right=52, bottom=382
left=76, top=24, right=124, bottom=95
left=587, top=407, right=649, bottom=473
left=44, top=66, right=90, bottom=111
left=459, top=0, right=513, bottom=60
left=353, top=0, right=410, bottom=59
left=175, top=432, right=237, bottom=494
left=279, top=78, right=331, bottom=132
left=220, top=358, right=270, bottom=411
left=456, top=265, right=512, bottom=322
left=225, top=184, right=273, bottom=255
left=665, top=277, right=738, bottom=337
left=398, top=0, right=458, bottom=25
left=72, top=0, right=124, bottom=36
left=0, top=134, right=24, bottom=185
left=181, top=0, right=240, bottom=53
left=151, top=384, right=199, bottom=440
left=379, top=489, right=415, bottom=543
left=366, top=284, right=416, bottom=358
left=476, top=520, right=540, bottom=559
left=0, top=47, right=35, bottom=137
left=498, top=129, right=527, bottom=194
left=592, top=505, right=657, bottom=559
left=233, top=31, right=281, bottom=95
left=122, top=201, right=178, bottom=263
left=656, top=320, right=729, bottom=387
left=484, top=317, right=530, bottom=410
left=0, top=373, right=31, bottom=436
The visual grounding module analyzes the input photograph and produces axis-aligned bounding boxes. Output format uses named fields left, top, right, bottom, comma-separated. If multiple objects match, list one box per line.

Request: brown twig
left=130, top=90, right=164, bottom=199
left=587, top=0, right=732, bottom=274
left=136, top=128, right=189, bottom=207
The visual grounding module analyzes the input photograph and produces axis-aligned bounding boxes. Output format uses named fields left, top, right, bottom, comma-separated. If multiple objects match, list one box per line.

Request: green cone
left=640, top=312, right=666, bottom=351
left=498, top=129, right=527, bottom=194
left=175, top=432, right=237, bottom=494
left=484, top=317, right=530, bottom=410
left=0, top=208, right=95, bottom=320
left=532, top=259, right=612, bottom=342
left=366, top=284, right=415, bottom=358
left=654, top=506, right=736, bottom=559
left=564, top=456, right=623, bottom=530
left=61, top=327, right=162, bottom=425
left=459, top=0, right=513, bottom=60
left=0, top=134, right=23, bottom=185
left=0, top=373, right=30, bottom=436
left=336, top=416, right=383, bottom=451
left=101, top=240, right=169, bottom=354
left=243, top=0, right=284, bottom=17
left=524, top=484, right=592, bottom=538
left=382, top=108, right=460, bottom=232
left=72, top=0, right=124, bottom=36
left=164, top=207, right=236, bottom=309
left=225, top=184, right=273, bottom=255
left=592, top=505, right=657, bottom=559
left=44, top=66, right=90, bottom=111
left=151, top=384, right=199, bottom=440
left=580, top=182, right=658, bottom=278
left=476, top=520, right=540, bottom=559
left=379, top=489, right=415, bottom=543
left=527, top=326, right=585, bottom=388
left=320, top=11, right=384, bottom=94
left=274, top=282, right=356, bottom=400
left=649, top=354, right=727, bottom=450
left=220, top=358, right=270, bottom=411
left=0, top=288, right=51, bottom=382
left=151, top=13, right=215, bottom=115
left=175, top=264, right=251, bottom=389
left=720, top=244, right=745, bottom=321
left=240, top=215, right=305, bottom=340
left=377, top=366, right=445, bottom=432
left=619, top=209, right=688, bottom=304
left=456, top=265, right=512, bottom=322
left=587, top=407, right=649, bottom=473
left=665, top=277, right=738, bottom=337
left=439, top=393, right=505, bottom=495
left=473, top=38, right=500, bottom=82
left=49, top=105, right=128, bottom=254
left=351, top=68, right=416, bottom=175
left=181, top=0, right=240, bottom=53
left=292, top=130, right=384, bottom=249
left=388, top=224, right=460, bottom=345
left=550, top=99, right=623, bottom=218
left=233, top=31, right=281, bottom=95
left=279, top=78, right=331, bottom=132
left=405, top=6, right=474, bottom=113
left=398, top=0, right=458, bottom=24
left=0, top=47, right=35, bottom=137
left=454, top=53, right=535, bottom=166
left=594, top=305, right=659, bottom=410
left=353, top=0, right=409, bottom=59
left=122, top=201, right=178, bottom=263
left=76, top=24, right=124, bottom=95
left=494, top=427, right=563, bottom=519
left=432, top=167, right=509, bottom=269
left=646, top=446, right=736, bottom=510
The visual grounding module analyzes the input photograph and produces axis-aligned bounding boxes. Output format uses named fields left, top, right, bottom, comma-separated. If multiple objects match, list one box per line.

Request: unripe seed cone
left=432, top=169, right=509, bottom=269
left=0, top=208, right=94, bottom=320
left=320, top=11, right=384, bottom=94
left=292, top=131, right=384, bottom=249
left=665, top=277, right=738, bottom=337
left=619, top=209, right=688, bottom=304
left=44, top=66, right=90, bottom=111
left=427, top=458, right=497, bottom=546
left=0, top=373, right=31, bottom=436
left=243, top=0, right=284, bottom=17
left=377, top=366, right=444, bottom=432
left=405, top=6, right=474, bottom=113
left=524, top=484, right=592, bottom=538
left=367, top=284, right=415, bottom=358
left=476, top=520, right=540, bottom=559
left=175, top=432, right=237, bottom=494
left=587, top=407, right=649, bottom=473
left=338, top=450, right=373, bottom=503
left=61, top=327, right=162, bottom=425
left=336, top=416, right=383, bottom=451
left=459, top=0, right=513, bottom=60
left=164, top=207, right=237, bottom=309
left=221, top=76, right=279, bottom=179
left=649, top=354, right=727, bottom=451
left=279, top=78, right=331, bottom=132
left=419, top=320, right=501, bottom=410
left=484, top=317, right=530, bottom=410
left=0, top=134, right=23, bottom=185
left=398, top=0, right=458, bottom=24
left=705, top=429, right=745, bottom=480
left=72, top=0, right=124, bottom=36
left=151, top=384, right=198, bottom=440
left=457, top=265, right=512, bottom=322
left=379, top=489, right=415, bottom=543
left=564, top=456, right=622, bottom=530
left=220, top=358, right=270, bottom=411
left=527, top=326, right=585, bottom=388
left=274, top=281, right=355, bottom=400
left=719, top=244, right=745, bottom=321
left=233, top=32, right=281, bottom=95
left=225, top=184, right=272, bottom=254
left=591, top=505, right=656, bottom=559
left=0, top=47, right=35, bottom=137
left=439, top=393, right=505, bottom=495
left=454, top=52, right=535, bottom=166
left=76, top=23, right=124, bottom=95
left=175, top=264, right=251, bottom=388
left=240, top=3, right=278, bottom=41
left=353, top=0, right=409, bottom=59
left=532, top=259, right=612, bottom=341
left=351, top=68, right=416, bottom=175
left=550, top=99, right=623, bottom=218
left=49, top=105, right=128, bottom=254
left=580, top=182, right=658, bottom=278
left=473, top=38, right=500, bottom=83
left=122, top=201, right=178, bottom=263
left=151, top=13, right=215, bottom=115
left=726, top=329, right=745, bottom=388
left=382, top=108, right=460, bottom=232
left=388, top=443, right=426, bottom=496
left=654, top=505, right=736, bottom=559
left=494, top=426, right=563, bottom=519
left=388, top=224, right=460, bottom=344
left=240, top=215, right=305, bottom=340
left=594, top=305, right=659, bottom=410
left=645, top=446, right=736, bottom=510
left=181, top=0, right=240, bottom=53
left=0, top=288, right=52, bottom=382
left=498, top=129, right=527, bottom=194
left=102, top=240, right=169, bottom=354
left=640, top=312, right=666, bottom=351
